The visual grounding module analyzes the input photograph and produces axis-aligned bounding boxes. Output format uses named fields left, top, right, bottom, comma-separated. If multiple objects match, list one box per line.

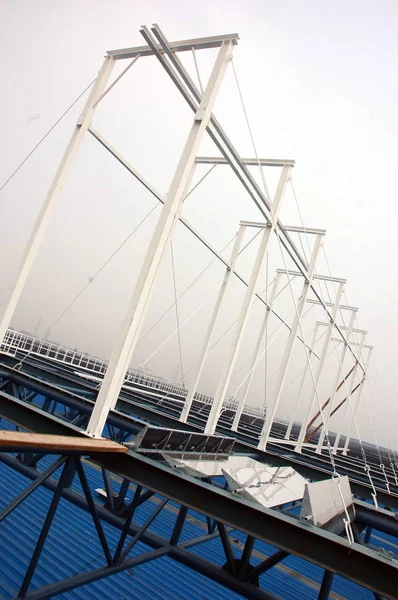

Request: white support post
left=86, top=40, right=234, bottom=438
left=258, top=232, right=324, bottom=451
left=204, top=165, right=292, bottom=435
left=179, top=225, right=246, bottom=423
left=284, top=323, right=319, bottom=440
left=336, top=338, right=370, bottom=454
left=315, top=310, right=356, bottom=453
left=295, top=281, right=345, bottom=453
left=341, top=347, right=372, bottom=456
left=231, top=271, right=282, bottom=431
left=0, top=56, right=116, bottom=346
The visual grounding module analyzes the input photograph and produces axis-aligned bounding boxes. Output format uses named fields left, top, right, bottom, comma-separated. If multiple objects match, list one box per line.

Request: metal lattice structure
left=0, top=23, right=397, bottom=600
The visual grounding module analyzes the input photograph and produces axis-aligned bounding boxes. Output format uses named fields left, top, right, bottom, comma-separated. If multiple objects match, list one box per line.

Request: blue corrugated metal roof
left=0, top=419, right=387, bottom=599
left=0, top=460, right=245, bottom=600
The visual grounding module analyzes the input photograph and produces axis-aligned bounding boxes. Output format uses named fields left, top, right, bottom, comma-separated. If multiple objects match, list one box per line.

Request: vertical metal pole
left=231, top=272, right=282, bottom=431
left=179, top=225, right=246, bottom=423
left=342, top=345, right=373, bottom=455
left=217, top=522, right=236, bottom=575
left=318, top=570, right=334, bottom=600
left=238, top=535, right=255, bottom=579
left=18, top=458, right=76, bottom=598
left=295, top=281, right=344, bottom=453
left=258, top=233, right=324, bottom=450
left=204, top=165, right=291, bottom=435
left=0, top=56, right=115, bottom=346
left=86, top=41, right=234, bottom=437
left=75, top=458, right=113, bottom=566
left=315, top=310, right=356, bottom=453
left=332, top=331, right=366, bottom=453
left=170, top=505, right=188, bottom=545
left=0, top=456, right=67, bottom=523
left=284, top=323, right=319, bottom=440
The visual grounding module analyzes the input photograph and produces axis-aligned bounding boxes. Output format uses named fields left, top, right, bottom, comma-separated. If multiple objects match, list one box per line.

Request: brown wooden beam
left=0, top=431, right=127, bottom=454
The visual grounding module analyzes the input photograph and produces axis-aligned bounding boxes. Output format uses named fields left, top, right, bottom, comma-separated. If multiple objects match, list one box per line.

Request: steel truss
left=0, top=24, right=370, bottom=448
left=0, top=363, right=397, bottom=599
left=0, top=23, right=396, bottom=600
left=0, top=453, right=277, bottom=600
left=0, top=435, right=397, bottom=600
left=0, top=353, right=397, bottom=506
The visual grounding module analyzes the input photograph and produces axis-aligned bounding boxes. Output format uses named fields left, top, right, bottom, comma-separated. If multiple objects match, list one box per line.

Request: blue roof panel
left=0, top=418, right=389, bottom=599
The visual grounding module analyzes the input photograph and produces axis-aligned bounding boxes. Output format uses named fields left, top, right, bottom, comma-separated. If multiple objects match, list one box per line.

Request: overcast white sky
left=0, top=0, right=397, bottom=447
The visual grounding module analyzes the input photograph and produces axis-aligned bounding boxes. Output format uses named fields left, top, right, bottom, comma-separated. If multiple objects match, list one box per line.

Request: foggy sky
left=0, top=0, right=397, bottom=448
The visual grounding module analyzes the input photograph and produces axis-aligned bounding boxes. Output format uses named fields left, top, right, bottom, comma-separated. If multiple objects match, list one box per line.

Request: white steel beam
left=240, top=222, right=326, bottom=235
left=107, top=32, right=239, bottom=60
left=258, top=233, right=324, bottom=451
left=316, top=321, right=367, bottom=336
left=196, top=157, right=295, bottom=167
left=93, top=54, right=141, bottom=108
left=88, top=127, right=315, bottom=353
left=330, top=339, right=372, bottom=348
left=0, top=56, right=116, bottom=347
left=144, top=23, right=365, bottom=374
left=307, top=299, right=358, bottom=312
left=341, top=346, right=373, bottom=455
left=86, top=39, right=235, bottom=438
left=284, top=323, right=319, bottom=440
left=204, top=165, right=292, bottom=435
left=276, top=270, right=346, bottom=284
left=231, top=272, right=282, bottom=431
left=341, top=346, right=372, bottom=456
left=315, top=310, right=356, bottom=453
left=179, top=226, right=246, bottom=423
left=333, top=337, right=369, bottom=454
left=295, top=281, right=345, bottom=453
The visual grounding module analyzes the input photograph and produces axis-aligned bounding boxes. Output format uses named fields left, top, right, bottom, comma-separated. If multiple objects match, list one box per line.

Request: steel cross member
left=204, top=165, right=292, bottom=435
left=86, top=37, right=235, bottom=437
left=258, top=233, right=324, bottom=450
left=231, top=271, right=282, bottom=431
left=315, top=310, right=356, bottom=453
left=284, top=323, right=320, bottom=440
left=295, top=281, right=345, bottom=453
left=0, top=56, right=116, bottom=347
left=340, top=345, right=373, bottom=456
left=144, top=25, right=364, bottom=370
left=179, top=225, right=246, bottom=423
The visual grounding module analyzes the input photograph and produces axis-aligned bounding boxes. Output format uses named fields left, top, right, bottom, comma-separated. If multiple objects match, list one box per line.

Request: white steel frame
left=294, top=280, right=345, bottom=453
left=231, top=271, right=282, bottom=431
left=204, top=164, right=292, bottom=434
left=0, top=23, right=377, bottom=447
left=0, top=56, right=116, bottom=347
left=284, top=322, right=320, bottom=440
left=87, top=35, right=235, bottom=436
left=179, top=225, right=246, bottom=423
left=258, top=231, right=324, bottom=451
left=315, top=311, right=356, bottom=453
left=338, top=344, right=373, bottom=455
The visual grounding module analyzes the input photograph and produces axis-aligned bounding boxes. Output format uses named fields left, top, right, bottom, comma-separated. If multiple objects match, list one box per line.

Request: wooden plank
left=0, top=431, right=127, bottom=454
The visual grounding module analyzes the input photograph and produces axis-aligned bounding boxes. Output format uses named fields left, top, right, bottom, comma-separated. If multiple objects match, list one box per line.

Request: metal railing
left=1, top=329, right=266, bottom=419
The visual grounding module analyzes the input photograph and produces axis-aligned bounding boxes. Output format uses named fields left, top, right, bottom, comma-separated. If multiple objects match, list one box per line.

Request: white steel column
left=284, top=323, right=319, bottom=440
left=86, top=40, right=234, bottom=437
left=295, top=281, right=345, bottom=453
left=231, top=271, right=282, bottom=431
left=315, top=310, right=356, bottom=453
left=334, top=337, right=369, bottom=453
left=258, top=232, right=323, bottom=450
left=204, top=165, right=292, bottom=435
left=179, top=225, right=246, bottom=423
left=0, top=56, right=116, bottom=346
left=341, top=346, right=372, bottom=455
